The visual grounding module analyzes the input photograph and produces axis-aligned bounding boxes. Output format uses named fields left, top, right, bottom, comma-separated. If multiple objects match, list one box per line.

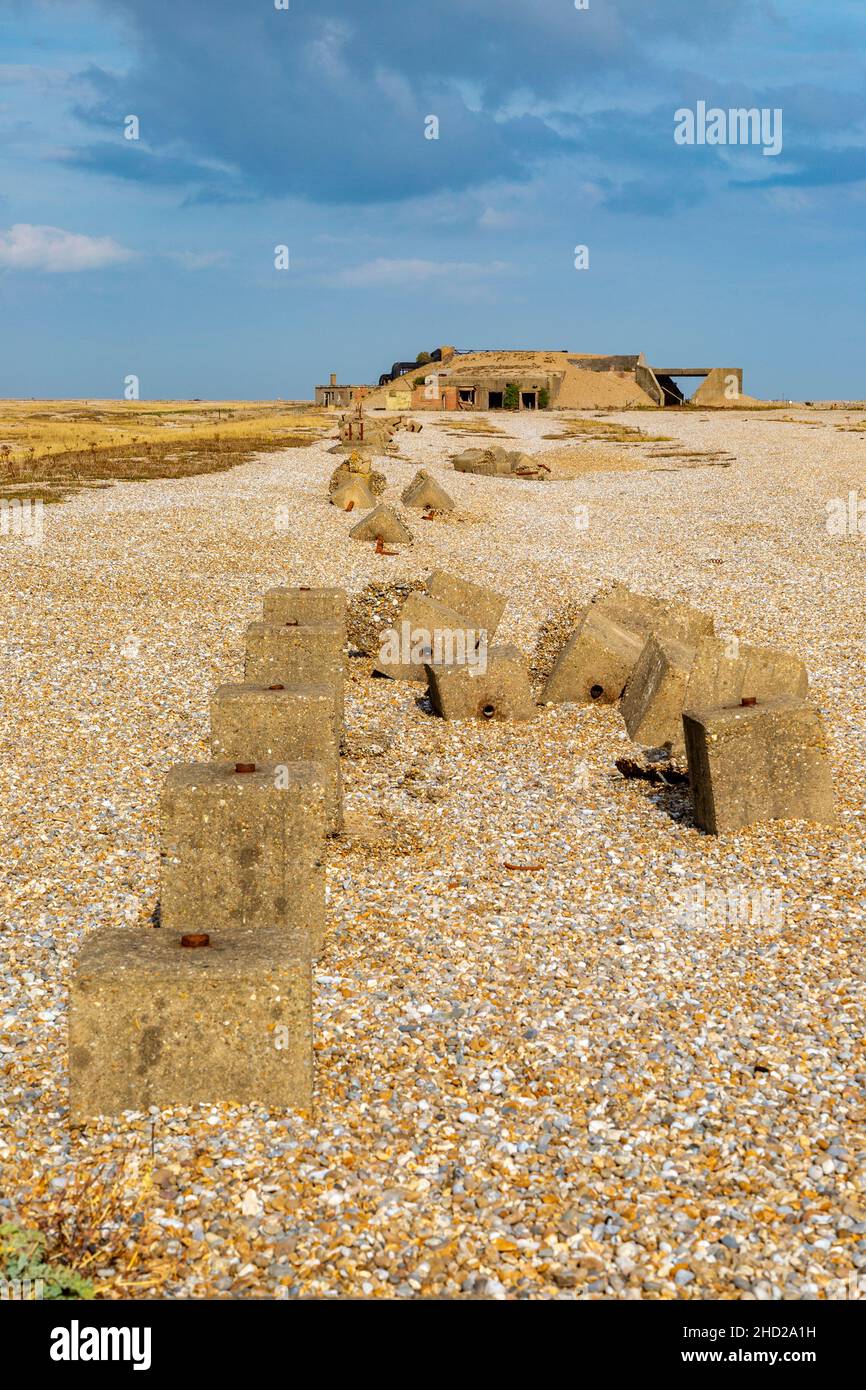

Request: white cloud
left=330, top=256, right=510, bottom=287
left=0, top=224, right=134, bottom=272
left=163, top=249, right=228, bottom=270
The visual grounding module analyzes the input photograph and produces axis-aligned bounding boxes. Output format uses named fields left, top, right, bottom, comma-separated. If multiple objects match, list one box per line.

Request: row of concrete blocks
left=69, top=586, right=350, bottom=1122
left=541, top=583, right=834, bottom=835
left=332, top=468, right=456, bottom=521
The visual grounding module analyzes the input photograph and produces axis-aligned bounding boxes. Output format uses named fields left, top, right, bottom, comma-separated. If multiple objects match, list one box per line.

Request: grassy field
left=0, top=399, right=329, bottom=501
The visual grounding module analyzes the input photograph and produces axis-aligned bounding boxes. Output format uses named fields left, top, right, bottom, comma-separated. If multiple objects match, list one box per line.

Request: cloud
left=163, top=249, right=228, bottom=270
left=0, top=223, right=134, bottom=271
left=61, top=0, right=754, bottom=207
left=327, top=257, right=511, bottom=288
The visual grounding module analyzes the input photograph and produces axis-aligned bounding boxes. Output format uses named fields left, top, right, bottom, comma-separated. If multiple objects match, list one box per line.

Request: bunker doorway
left=488, top=391, right=504, bottom=409
left=521, top=392, right=537, bottom=409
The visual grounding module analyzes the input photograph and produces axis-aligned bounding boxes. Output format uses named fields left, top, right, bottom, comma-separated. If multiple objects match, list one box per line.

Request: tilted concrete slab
left=426, top=643, right=535, bottom=721
left=682, top=698, right=836, bottom=834
left=541, top=609, right=643, bottom=705
left=424, top=570, right=506, bottom=640
left=372, top=592, right=480, bottom=682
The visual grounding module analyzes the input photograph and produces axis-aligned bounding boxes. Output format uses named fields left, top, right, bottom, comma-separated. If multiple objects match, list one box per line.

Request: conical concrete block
left=349, top=504, right=413, bottom=545
left=332, top=477, right=376, bottom=511
left=401, top=470, right=456, bottom=511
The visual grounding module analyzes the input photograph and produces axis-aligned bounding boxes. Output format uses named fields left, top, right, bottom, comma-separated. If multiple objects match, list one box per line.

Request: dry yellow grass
left=0, top=399, right=329, bottom=497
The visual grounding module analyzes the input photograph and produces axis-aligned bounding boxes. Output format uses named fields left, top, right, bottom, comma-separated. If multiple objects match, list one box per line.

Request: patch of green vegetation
left=0, top=1222, right=94, bottom=1301
left=504, top=382, right=520, bottom=410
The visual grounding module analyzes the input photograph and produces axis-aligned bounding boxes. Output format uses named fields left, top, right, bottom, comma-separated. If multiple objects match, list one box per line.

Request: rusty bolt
left=181, top=933, right=210, bottom=948
left=741, top=696, right=757, bottom=707
left=267, top=684, right=285, bottom=691
left=284, top=619, right=299, bottom=627
left=235, top=762, right=256, bottom=774
left=299, top=585, right=311, bottom=591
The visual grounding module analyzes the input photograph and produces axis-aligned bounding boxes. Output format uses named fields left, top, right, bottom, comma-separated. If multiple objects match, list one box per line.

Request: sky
left=1, top=0, right=865, bottom=401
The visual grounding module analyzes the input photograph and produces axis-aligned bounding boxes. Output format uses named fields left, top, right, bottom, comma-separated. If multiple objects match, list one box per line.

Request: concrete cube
left=160, top=761, right=326, bottom=954
left=372, top=592, right=480, bottom=682
left=620, top=633, right=697, bottom=754
left=682, top=697, right=836, bottom=834
left=424, top=570, right=506, bottom=640
left=244, top=620, right=344, bottom=743
left=69, top=925, right=311, bottom=1120
left=591, top=583, right=714, bottom=645
left=210, top=683, right=342, bottom=833
left=685, top=636, right=808, bottom=709
left=262, top=586, right=347, bottom=643
left=541, top=609, right=644, bottom=705
left=426, top=643, right=535, bottom=721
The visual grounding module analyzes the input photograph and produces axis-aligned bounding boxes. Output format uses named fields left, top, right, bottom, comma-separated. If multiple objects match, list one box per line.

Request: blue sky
left=1, top=0, right=865, bottom=400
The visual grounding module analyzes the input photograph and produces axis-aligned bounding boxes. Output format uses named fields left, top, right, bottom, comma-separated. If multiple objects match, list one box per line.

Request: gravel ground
left=1, top=407, right=865, bottom=1300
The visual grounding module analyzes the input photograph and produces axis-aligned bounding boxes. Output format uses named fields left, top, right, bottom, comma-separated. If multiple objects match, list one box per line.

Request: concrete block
left=685, top=636, right=809, bottom=709
left=69, top=925, right=311, bottom=1119
left=620, top=633, right=697, bottom=754
left=210, top=683, right=342, bottom=833
left=262, top=585, right=347, bottom=641
left=541, top=609, right=644, bottom=705
left=349, top=504, right=413, bottom=545
left=401, top=470, right=456, bottom=511
left=682, top=698, right=836, bottom=834
left=591, top=582, right=714, bottom=645
left=426, top=643, right=535, bottom=721
left=160, top=761, right=326, bottom=954
left=372, top=592, right=480, bottom=682
left=244, top=620, right=344, bottom=743
left=425, top=569, right=506, bottom=640
left=331, top=477, right=376, bottom=512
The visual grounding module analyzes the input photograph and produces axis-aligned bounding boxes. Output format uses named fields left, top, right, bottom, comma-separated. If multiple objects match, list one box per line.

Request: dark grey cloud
left=64, top=0, right=756, bottom=208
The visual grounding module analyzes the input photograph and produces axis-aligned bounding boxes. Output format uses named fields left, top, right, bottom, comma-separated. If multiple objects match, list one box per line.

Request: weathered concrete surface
left=372, top=592, right=478, bottom=682
left=682, top=698, right=836, bottom=834
left=686, top=637, right=809, bottom=709
left=331, top=477, right=376, bottom=512
left=623, top=635, right=811, bottom=754
left=244, top=620, right=344, bottom=742
left=620, top=633, right=697, bottom=754
left=426, top=643, right=535, bottom=721
left=160, top=761, right=326, bottom=953
left=262, top=586, right=347, bottom=642
left=591, top=582, right=714, bottom=646
left=69, top=925, right=311, bottom=1119
left=349, top=504, right=413, bottom=546
left=401, top=471, right=456, bottom=512
left=425, top=569, right=506, bottom=640
left=210, top=683, right=342, bottom=833
left=541, top=609, right=644, bottom=705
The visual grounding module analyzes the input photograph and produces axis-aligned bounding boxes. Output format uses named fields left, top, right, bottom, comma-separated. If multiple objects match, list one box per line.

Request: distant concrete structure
left=315, top=373, right=368, bottom=407
left=353, top=348, right=748, bottom=411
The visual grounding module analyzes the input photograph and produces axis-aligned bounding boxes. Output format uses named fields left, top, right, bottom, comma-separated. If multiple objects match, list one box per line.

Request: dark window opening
left=521, top=392, right=537, bottom=409
left=488, top=391, right=504, bottom=409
